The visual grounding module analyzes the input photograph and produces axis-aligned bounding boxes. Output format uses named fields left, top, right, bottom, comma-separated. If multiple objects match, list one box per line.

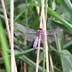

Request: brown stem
left=1, top=0, right=11, bottom=46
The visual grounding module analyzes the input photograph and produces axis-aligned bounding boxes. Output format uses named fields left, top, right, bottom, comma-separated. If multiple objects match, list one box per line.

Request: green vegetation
left=0, top=0, right=72, bottom=72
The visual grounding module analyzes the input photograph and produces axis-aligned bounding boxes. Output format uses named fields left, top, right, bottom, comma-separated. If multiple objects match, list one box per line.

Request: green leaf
left=61, top=50, right=72, bottom=72
left=17, top=55, right=46, bottom=72
left=63, top=39, right=72, bottom=49
left=48, top=7, right=72, bottom=34
left=57, top=0, right=72, bottom=13
left=0, top=19, right=10, bottom=72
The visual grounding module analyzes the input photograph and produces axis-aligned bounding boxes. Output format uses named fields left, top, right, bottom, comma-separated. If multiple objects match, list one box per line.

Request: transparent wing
left=15, top=23, right=63, bottom=43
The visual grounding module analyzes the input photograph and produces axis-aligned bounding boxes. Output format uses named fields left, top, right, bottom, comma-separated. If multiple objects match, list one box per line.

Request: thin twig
left=1, top=0, right=11, bottom=45
left=35, top=0, right=49, bottom=72
left=10, top=0, right=17, bottom=72
left=40, top=0, right=49, bottom=72
left=35, top=35, right=41, bottom=72
left=50, top=55, right=54, bottom=72
left=34, top=1, right=41, bottom=72
left=23, top=63, right=27, bottom=72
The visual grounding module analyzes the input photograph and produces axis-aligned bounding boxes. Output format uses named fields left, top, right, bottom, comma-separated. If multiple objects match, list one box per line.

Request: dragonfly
left=15, top=23, right=63, bottom=45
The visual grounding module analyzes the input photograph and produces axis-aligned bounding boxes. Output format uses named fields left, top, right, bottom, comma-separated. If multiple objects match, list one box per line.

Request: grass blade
left=0, top=19, right=10, bottom=72
left=48, top=7, right=72, bottom=34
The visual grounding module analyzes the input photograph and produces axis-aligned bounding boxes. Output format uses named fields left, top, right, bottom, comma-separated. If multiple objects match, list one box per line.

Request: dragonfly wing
left=33, top=37, right=39, bottom=48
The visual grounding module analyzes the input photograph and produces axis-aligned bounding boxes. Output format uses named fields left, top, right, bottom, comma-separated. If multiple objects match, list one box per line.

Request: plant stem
left=10, top=0, right=17, bottom=72
left=1, top=0, right=11, bottom=46
left=0, top=19, right=10, bottom=72
left=40, top=0, right=49, bottom=72
left=35, top=35, right=41, bottom=72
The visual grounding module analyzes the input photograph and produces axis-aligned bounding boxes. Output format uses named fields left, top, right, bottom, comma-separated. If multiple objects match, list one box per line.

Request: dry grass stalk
left=1, top=0, right=11, bottom=45
left=40, top=0, right=49, bottom=72
left=1, top=0, right=17, bottom=71
left=10, top=0, right=17, bottom=72
left=50, top=55, right=54, bottom=72
left=35, top=0, right=49, bottom=72
left=35, top=34, right=41, bottom=72
left=23, top=63, right=27, bottom=72
left=34, top=1, right=41, bottom=72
